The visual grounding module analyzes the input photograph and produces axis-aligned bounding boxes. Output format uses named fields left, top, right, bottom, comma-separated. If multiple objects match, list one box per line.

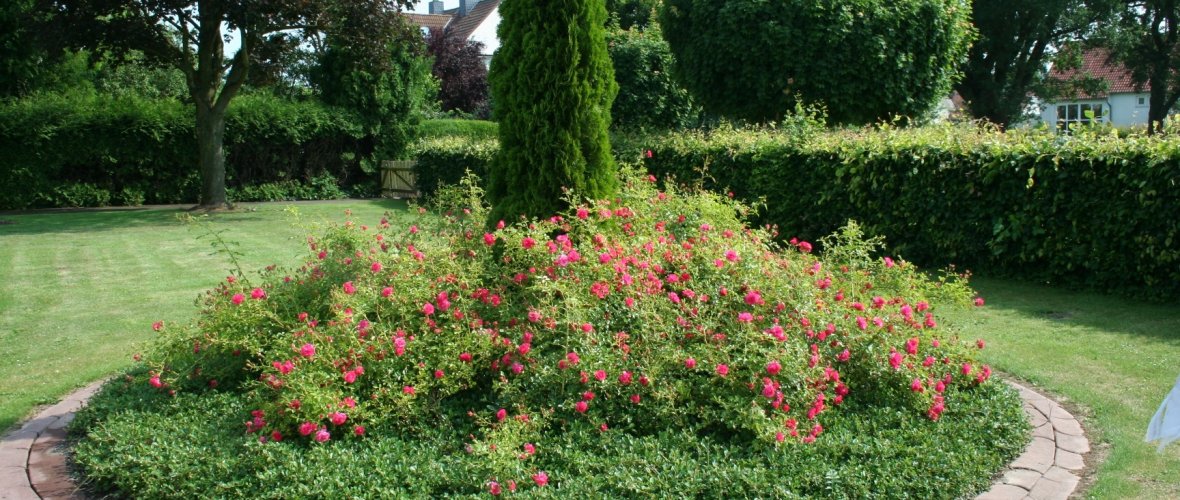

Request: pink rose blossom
left=152, top=321, right=164, bottom=331
left=299, top=422, right=316, bottom=436
left=422, top=302, right=435, bottom=316
left=353, top=425, right=365, bottom=436
left=574, top=401, right=589, bottom=413
left=231, top=293, right=245, bottom=305
left=330, top=412, right=347, bottom=425
left=715, top=364, right=729, bottom=377
left=685, top=358, right=697, bottom=369
left=342, top=281, right=356, bottom=295
left=403, top=385, right=416, bottom=394
left=496, top=408, right=508, bottom=421
left=299, top=343, right=315, bottom=358
left=532, top=471, right=549, bottom=487
left=594, top=370, right=607, bottom=382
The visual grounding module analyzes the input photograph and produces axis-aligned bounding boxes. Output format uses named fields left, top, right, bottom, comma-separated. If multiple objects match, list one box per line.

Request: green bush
left=0, top=93, right=370, bottom=209
left=72, top=168, right=1026, bottom=497
left=659, top=0, right=974, bottom=124
left=606, top=24, right=700, bottom=130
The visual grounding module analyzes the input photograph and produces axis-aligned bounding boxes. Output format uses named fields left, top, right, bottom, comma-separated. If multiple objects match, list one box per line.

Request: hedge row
left=0, top=93, right=368, bottom=209
left=413, top=126, right=1180, bottom=300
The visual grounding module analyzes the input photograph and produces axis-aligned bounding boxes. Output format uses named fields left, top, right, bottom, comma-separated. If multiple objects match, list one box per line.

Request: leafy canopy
left=660, top=0, right=974, bottom=125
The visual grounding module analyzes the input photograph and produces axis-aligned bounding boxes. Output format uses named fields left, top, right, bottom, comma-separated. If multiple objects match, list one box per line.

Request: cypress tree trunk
left=487, top=0, right=618, bottom=223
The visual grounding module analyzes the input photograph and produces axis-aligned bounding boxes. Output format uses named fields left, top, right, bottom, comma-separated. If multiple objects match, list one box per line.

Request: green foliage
left=634, top=124, right=1180, bottom=300
left=314, top=17, right=437, bottom=172
left=659, top=0, right=974, bottom=125
left=93, top=51, right=188, bottom=101
left=606, top=0, right=660, bottom=30
left=72, top=168, right=1024, bottom=497
left=606, top=24, right=700, bottom=130
left=487, top=0, right=620, bottom=222
left=0, top=93, right=369, bottom=209
left=410, top=137, right=497, bottom=200
left=418, top=119, right=499, bottom=141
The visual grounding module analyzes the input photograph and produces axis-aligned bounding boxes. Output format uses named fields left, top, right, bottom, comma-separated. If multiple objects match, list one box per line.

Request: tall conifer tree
left=488, top=0, right=618, bottom=222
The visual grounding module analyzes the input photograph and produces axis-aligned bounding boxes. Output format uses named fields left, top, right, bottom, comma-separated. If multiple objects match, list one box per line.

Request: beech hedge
left=413, top=126, right=1180, bottom=299
left=0, top=94, right=368, bottom=209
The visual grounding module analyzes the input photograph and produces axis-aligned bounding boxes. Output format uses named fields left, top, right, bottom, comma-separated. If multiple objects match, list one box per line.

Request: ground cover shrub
left=72, top=168, right=1027, bottom=497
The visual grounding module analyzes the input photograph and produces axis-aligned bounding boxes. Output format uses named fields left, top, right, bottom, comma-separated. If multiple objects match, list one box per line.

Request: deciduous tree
left=957, top=0, right=1116, bottom=127
left=52, top=0, right=413, bottom=208
left=1103, top=0, right=1180, bottom=133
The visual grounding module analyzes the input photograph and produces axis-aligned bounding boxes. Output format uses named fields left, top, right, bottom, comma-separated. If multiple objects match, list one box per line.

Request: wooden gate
left=380, top=160, right=418, bottom=198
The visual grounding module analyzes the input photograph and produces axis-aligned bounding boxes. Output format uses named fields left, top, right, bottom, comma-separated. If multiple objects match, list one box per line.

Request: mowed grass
left=3, top=204, right=1180, bottom=498
left=941, top=277, right=1180, bottom=499
left=0, top=200, right=409, bottom=433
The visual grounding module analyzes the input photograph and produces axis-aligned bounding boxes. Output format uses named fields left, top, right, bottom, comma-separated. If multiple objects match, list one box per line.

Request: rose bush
left=76, top=167, right=1018, bottom=496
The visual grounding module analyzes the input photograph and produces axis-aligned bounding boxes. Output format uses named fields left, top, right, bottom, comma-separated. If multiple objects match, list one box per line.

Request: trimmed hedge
left=634, top=126, right=1180, bottom=300
left=410, top=136, right=496, bottom=199
left=417, top=118, right=498, bottom=141
left=411, top=126, right=1180, bottom=300
left=0, top=93, right=368, bottom=209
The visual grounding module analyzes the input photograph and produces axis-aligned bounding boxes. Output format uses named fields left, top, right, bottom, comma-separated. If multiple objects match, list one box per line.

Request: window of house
left=1056, top=103, right=1105, bottom=131
left=1138, top=96, right=1148, bottom=107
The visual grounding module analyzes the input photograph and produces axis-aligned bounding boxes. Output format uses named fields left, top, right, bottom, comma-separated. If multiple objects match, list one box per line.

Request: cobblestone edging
left=976, top=381, right=1091, bottom=500
left=1, top=379, right=1088, bottom=499
left=0, top=380, right=103, bottom=500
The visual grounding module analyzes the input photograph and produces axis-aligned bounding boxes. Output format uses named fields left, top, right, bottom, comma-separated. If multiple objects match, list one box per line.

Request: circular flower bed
left=70, top=169, right=1029, bottom=497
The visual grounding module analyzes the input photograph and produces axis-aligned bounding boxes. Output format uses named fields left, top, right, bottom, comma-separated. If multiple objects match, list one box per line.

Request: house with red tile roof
left=409, top=0, right=501, bottom=67
left=1039, top=48, right=1151, bottom=130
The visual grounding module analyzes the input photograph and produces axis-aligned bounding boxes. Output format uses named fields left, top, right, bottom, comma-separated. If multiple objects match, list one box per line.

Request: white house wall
left=1108, top=93, right=1150, bottom=127
left=469, top=9, right=500, bottom=58
left=1041, top=93, right=1151, bottom=128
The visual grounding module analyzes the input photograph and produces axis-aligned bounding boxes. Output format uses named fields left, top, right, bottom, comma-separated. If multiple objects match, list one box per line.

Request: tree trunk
left=195, top=103, right=231, bottom=209
left=1148, top=62, right=1169, bottom=135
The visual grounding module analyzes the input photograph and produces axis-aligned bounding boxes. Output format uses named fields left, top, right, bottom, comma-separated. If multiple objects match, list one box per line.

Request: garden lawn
left=942, top=277, right=1180, bottom=499
left=4, top=203, right=1180, bottom=498
left=0, top=200, right=408, bottom=433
